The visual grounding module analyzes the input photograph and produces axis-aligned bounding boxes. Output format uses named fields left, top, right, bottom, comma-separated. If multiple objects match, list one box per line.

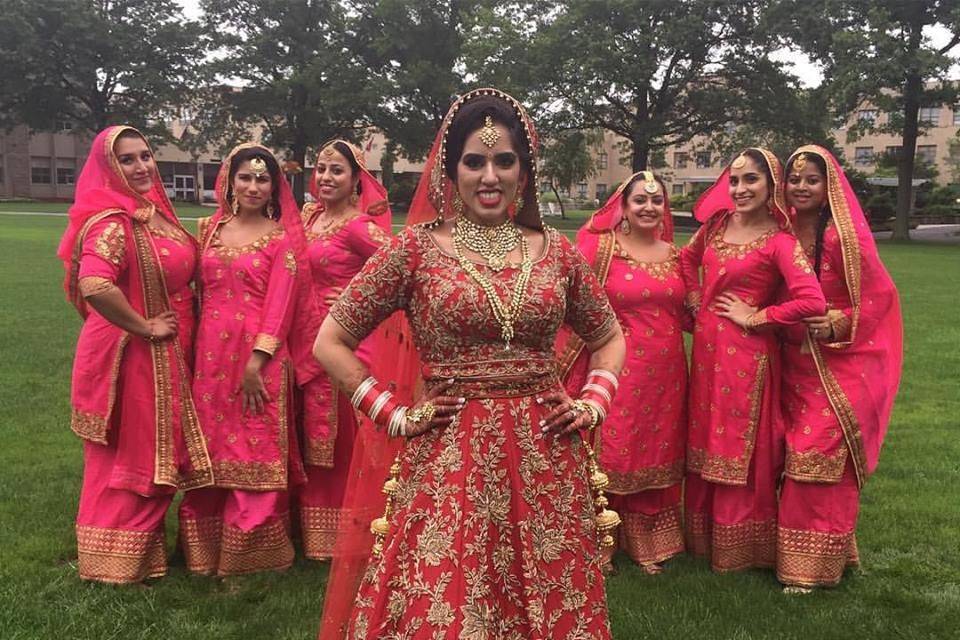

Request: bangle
left=588, top=369, right=619, bottom=391
left=369, top=391, right=394, bottom=424
left=581, top=383, right=612, bottom=404
left=572, top=399, right=600, bottom=430
left=387, top=407, right=407, bottom=437
left=351, top=376, right=377, bottom=408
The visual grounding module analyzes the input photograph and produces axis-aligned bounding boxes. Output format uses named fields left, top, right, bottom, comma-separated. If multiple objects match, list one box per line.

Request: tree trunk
left=894, top=30, right=925, bottom=241
left=550, top=181, right=566, bottom=218
left=291, top=140, right=307, bottom=208
left=631, top=135, right=649, bottom=172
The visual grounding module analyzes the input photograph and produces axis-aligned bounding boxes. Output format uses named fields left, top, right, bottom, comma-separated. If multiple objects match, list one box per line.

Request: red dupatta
left=555, top=171, right=675, bottom=385
left=787, top=145, right=902, bottom=486
left=198, top=143, right=324, bottom=387
left=318, top=88, right=542, bottom=640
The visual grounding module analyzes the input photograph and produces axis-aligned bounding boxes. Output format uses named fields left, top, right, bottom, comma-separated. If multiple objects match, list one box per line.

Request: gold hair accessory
left=792, top=153, right=808, bottom=173
left=731, top=154, right=747, bottom=169
left=322, top=145, right=336, bottom=157
left=478, top=116, right=501, bottom=148
left=641, top=171, right=658, bottom=194
left=249, top=157, right=268, bottom=177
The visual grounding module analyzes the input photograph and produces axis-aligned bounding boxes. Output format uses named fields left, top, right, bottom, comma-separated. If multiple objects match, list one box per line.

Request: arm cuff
left=253, top=333, right=281, bottom=356
left=78, top=276, right=117, bottom=298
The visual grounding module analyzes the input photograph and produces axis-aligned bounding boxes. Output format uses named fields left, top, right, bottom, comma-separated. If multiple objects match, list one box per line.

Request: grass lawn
left=0, top=211, right=957, bottom=639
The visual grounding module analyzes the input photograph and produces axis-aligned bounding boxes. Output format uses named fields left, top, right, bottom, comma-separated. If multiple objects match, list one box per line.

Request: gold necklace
left=452, top=225, right=533, bottom=350
left=454, top=215, right=522, bottom=271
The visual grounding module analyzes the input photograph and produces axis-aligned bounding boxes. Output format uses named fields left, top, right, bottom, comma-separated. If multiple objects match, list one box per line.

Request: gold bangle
left=571, top=399, right=600, bottom=430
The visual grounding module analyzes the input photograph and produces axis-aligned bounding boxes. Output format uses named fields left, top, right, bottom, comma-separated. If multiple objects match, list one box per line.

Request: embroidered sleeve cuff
left=78, top=276, right=118, bottom=298
left=825, top=309, right=853, bottom=344
left=745, top=308, right=771, bottom=330
left=253, top=333, right=281, bottom=355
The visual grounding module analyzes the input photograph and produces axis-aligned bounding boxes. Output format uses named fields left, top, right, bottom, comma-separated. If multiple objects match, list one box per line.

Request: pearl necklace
left=453, top=215, right=522, bottom=271
left=452, top=221, right=533, bottom=350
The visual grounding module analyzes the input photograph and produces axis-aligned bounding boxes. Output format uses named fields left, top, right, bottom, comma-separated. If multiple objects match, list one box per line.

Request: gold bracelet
left=571, top=399, right=600, bottom=430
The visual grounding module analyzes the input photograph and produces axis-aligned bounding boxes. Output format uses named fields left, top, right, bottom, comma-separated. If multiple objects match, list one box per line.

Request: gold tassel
left=583, top=440, right=620, bottom=549
left=370, top=455, right=402, bottom=557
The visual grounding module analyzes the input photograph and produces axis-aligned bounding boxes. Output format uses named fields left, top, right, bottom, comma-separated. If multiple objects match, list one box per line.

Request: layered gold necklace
left=453, top=216, right=533, bottom=350
left=453, top=215, right=522, bottom=271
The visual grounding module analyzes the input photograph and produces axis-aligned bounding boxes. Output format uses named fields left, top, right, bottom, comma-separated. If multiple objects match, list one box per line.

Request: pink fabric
left=782, top=145, right=902, bottom=483
left=557, top=172, right=687, bottom=496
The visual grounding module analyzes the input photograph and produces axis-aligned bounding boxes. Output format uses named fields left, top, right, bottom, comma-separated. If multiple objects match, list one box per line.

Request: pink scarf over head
left=199, top=143, right=325, bottom=386
left=692, top=147, right=790, bottom=229
left=786, top=144, right=903, bottom=484
left=58, top=125, right=186, bottom=315
left=307, top=139, right=392, bottom=230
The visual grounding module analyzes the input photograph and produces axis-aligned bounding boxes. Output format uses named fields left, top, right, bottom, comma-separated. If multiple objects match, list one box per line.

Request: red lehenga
left=776, top=145, right=902, bottom=587
left=296, top=140, right=392, bottom=559
left=179, top=143, right=319, bottom=576
left=318, top=88, right=616, bottom=640
left=680, top=149, right=825, bottom=572
left=556, top=174, right=688, bottom=567
left=58, top=126, right=212, bottom=583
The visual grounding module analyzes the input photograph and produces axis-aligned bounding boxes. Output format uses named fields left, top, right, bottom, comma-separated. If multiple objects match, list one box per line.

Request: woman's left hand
left=323, top=286, right=344, bottom=308
left=803, top=315, right=833, bottom=341
left=537, top=391, right=595, bottom=436
left=714, top=292, right=758, bottom=328
left=241, top=361, right=271, bottom=414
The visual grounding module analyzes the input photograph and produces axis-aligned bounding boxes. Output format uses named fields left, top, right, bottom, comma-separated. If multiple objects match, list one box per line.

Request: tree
left=351, top=0, right=482, bottom=162
left=539, top=130, right=602, bottom=218
left=777, top=0, right=960, bottom=240
left=0, top=0, right=206, bottom=136
left=198, top=0, right=375, bottom=204
left=495, top=0, right=802, bottom=172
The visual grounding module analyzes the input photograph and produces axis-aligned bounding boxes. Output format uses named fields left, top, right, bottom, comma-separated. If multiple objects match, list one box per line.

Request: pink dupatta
left=787, top=145, right=902, bottom=485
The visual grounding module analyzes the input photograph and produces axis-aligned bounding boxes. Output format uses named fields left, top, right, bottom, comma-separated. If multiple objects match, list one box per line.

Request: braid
left=813, top=206, right=831, bottom=280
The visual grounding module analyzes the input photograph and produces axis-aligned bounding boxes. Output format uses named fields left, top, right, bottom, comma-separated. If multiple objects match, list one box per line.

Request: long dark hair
left=786, top=151, right=831, bottom=279
left=324, top=141, right=363, bottom=196
left=228, top=147, right=282, bottom=220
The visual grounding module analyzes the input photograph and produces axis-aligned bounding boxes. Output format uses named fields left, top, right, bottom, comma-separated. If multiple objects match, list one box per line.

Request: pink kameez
left=298, top=208, right=388, bottom=558
left=60, top=126, right=212, bottom=584
left=680, top=150, right=825, bottom=573
left=179, top=146, right=309, bottom=577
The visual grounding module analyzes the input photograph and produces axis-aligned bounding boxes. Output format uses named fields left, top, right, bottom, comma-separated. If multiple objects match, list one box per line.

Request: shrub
left=865, top=192, right=895, bottom=223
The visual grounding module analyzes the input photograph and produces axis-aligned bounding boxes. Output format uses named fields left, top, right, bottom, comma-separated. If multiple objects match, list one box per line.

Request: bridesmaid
left=295, top=139, right=391, bottom=560
left=776, top=145, right=902, bottom=591
left=557, top=171, right=688, bottom=574
left=179, top=143, right=315, bottom=576
left=680, top=148, right=825, bottom=573
left=59, top=126, right=211, bottom=583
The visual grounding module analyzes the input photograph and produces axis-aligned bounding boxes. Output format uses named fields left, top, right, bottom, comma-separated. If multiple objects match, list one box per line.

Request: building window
left=595, top=183, right=607, bottom=200
left=57, top=159, right=76, bottom=185
left=57, top=120, right=74, bottom=132
left=854, top=147, right=874, bottom=166
left=885, top=145, right=902, bottom=159
left=31, top=158, right=52, bottom=184
left=695, top=151, right=711, bottom=169
left=598, top=152, right=608, bottom=170
left=577, top=182, right=588, bottom=198
left=916, top=145, right=937, bottom=164
left=954, top=104, right=960, bottom=126
left=672, top=184, right=684, bottom=196
left=674, top=152, right=688, bottom=169
left=918, top=107, right=941, bottom=125
left=858, top=109, right=877, bottom=124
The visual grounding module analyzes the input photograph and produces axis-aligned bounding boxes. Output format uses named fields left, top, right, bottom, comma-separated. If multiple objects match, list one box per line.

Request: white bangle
left=368, top=391, right=393, bottom=423
left=580, top=383, right=612, bottom=404
left=588, top=369, right=619, bottom=390
left=351, top=376, right=377, bottom=408
left=387, top=407, right=407, bottom=437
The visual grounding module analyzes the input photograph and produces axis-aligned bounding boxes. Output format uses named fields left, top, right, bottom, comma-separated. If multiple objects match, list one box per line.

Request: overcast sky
left=176, top=0, right=958, bottom=89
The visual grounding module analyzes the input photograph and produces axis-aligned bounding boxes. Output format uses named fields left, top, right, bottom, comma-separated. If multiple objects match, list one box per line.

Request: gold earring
left=230, top=193, right=240, bottom=216
left=619, top=218, right=631, bottom=235
left=349, top=193, right=359, bottom=205
left=514, top=194, right=524, bottom=213
left=452, top=193, right=464, bottom=215
left=266, top=201, right=275, bottom=219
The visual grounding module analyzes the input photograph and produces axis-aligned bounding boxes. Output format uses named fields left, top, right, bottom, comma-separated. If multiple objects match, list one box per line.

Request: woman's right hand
left=323, top=286, right=344, bottom=307
left=404, top=379, right=466, bottom=437
left=143, top=311, right=178, bottom=341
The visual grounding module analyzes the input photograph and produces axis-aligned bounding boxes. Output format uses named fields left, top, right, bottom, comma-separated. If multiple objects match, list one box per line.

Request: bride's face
left=455, top=122, right=522, bottom=225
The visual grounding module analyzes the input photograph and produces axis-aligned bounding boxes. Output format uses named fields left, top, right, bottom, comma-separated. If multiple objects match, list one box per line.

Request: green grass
left=0, top=212, right=958, bottom=639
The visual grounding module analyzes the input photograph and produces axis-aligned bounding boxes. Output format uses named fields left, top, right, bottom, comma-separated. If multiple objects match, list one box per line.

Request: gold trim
left=253, top=333, right=282, bottom=355
left=777, top=526, right=859, bottom=587
left=76, top=524, right=167, bottom=584
left=785, top=443, right=848, bottom=483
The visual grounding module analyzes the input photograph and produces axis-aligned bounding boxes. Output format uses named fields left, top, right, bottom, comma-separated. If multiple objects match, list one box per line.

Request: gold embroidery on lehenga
left=94, top=221, right=126, bottom=265
left=786, top=443, right=848, bottom=483
left=78, top=276, right=117, bottom=297
left=777, top=526, right=858, bottom=587
left=76, top=524, right=167, bottom=584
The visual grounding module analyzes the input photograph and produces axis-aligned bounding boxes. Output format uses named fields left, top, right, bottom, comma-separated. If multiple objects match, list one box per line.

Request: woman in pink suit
left=179, top=143, right=319, bottom=576
left=557, top=171, right=689, bottom=573
left=776, top=145, right=902, bottom=591
left=295, top=139, right=391, bottom=560
left=59, top=125, right=212, bottom=583
left=680, top=148, right=825, bottom=573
